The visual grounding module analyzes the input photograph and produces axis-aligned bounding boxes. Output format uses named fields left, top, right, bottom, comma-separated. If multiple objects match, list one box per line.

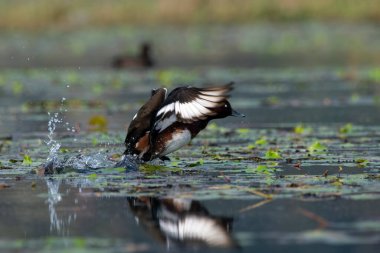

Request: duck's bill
left=231, top=109, right=245, bottom=117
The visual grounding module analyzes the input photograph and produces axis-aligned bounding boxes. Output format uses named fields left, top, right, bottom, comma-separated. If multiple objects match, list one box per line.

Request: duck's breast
left=158, top=128, right=192, bottom=157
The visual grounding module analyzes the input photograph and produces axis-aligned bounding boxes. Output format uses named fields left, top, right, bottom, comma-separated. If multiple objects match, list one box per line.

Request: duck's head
left=212, top=101, right=245, bottom=119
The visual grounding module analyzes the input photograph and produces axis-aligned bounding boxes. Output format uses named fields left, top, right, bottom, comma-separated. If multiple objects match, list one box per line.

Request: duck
left=112, top=42, right=154, bottom=69
left=123, top=82, right=245, bottom=161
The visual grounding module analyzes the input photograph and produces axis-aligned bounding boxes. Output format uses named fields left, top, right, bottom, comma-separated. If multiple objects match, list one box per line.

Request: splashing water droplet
left=46, top=112, right=62, bottom=164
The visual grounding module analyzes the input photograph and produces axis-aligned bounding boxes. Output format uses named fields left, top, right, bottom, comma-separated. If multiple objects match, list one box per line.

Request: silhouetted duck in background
left=123, top=82, right=245, bottom=161
left=112, top=42, right=154, bottom=69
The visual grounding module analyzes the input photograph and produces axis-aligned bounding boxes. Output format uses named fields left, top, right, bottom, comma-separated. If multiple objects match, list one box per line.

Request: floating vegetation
left=339, top=123, right=353, bottom=134
left=264, top=149, right=282, bottom=159
left=294, top=124, right=313, bottom=135
left=255, top=136, right=268, bottom=146
left=88, top=115, right=108, bottom=132
left=22, top=155, right=32, bottom=166
left=356, top=158, right=369, bottom=167
left=308, top=141, right=327, bottom=155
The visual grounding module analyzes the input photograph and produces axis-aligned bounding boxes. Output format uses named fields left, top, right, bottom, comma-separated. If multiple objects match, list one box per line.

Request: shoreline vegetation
left=1, top=0, right=380, bottom=31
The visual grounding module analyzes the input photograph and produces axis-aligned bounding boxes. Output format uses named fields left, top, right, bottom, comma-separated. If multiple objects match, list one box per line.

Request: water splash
left=45, top=97, right=75, bottom=168
left=46, top=111, right=62, bottom=164
left=44, top=120, right=121, bottom=172
left=43, top=95, right=137, bottom=172
left=59, top=152, right=116, bottom=171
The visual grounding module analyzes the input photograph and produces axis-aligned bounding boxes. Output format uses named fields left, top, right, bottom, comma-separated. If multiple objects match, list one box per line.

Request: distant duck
left=112, top=43, right=154, bottom=69
left=123, top=82, right=245, bottom=161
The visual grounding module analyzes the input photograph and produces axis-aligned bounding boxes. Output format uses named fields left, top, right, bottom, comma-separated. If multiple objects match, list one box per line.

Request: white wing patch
left=154, top=86, right=231, bottom=132
left=192, top=100, right=211, bottom=114
left=156, top=94, right=226, bottom=123
left=179, top=102, right=206, bottom=119
left=194, top=98, right=216, bottom=108
left=175, top=93, right=225, bottom=120
left=200, top=89, right=226, bottom=96
left=156, top=102, right=175, bottom=116
left=198, top=94, right=225, bottom=103
left=154, top=113, right=177, bottom=132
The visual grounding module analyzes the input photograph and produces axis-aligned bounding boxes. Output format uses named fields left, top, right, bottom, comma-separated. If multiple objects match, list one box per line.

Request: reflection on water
left=44, top=179, right=238, bottom=250
left=46, top=179, right=76, bottom=235
left=1, top=178, right=379, bottom=252
left=128, top=197, right=239, bottom=250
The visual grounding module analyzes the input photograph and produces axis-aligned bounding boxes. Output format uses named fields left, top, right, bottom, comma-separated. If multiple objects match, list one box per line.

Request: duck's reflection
left=128, top=197, right=239, bottom=250
left=44, top=180, right=238, bottom=249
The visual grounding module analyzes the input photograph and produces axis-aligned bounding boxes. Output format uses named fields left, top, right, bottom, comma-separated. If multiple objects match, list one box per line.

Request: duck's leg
left=114, top=155, right=139, bottom=170
left=159, top=156, right=171, bottom=161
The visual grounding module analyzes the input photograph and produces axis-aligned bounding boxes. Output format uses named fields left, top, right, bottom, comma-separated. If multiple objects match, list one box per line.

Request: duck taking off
left=124, top=82, right=244, bottom=161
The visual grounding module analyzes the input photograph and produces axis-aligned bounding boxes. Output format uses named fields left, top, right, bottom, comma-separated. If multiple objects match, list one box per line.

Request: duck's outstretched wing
left=124, top=88, right=167, bottom=154
left=153, top=82, right=234, bottom=133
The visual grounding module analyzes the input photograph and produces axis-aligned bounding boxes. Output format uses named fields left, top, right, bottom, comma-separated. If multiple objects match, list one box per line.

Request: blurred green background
left=1, top=0, right=379, bottom=30
left=0, top=0, right=380, bottom=67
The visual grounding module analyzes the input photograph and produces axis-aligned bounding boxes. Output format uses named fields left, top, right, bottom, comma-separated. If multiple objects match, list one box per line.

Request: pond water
left=1, top=66, right=379, bottom=253
left=1, top=23, right=380, bottom=253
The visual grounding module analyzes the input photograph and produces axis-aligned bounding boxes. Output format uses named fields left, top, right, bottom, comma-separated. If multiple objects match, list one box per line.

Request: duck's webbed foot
left=115, top=155, right=139, bottom=170
left=159, top=156, right=171, bottom=161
